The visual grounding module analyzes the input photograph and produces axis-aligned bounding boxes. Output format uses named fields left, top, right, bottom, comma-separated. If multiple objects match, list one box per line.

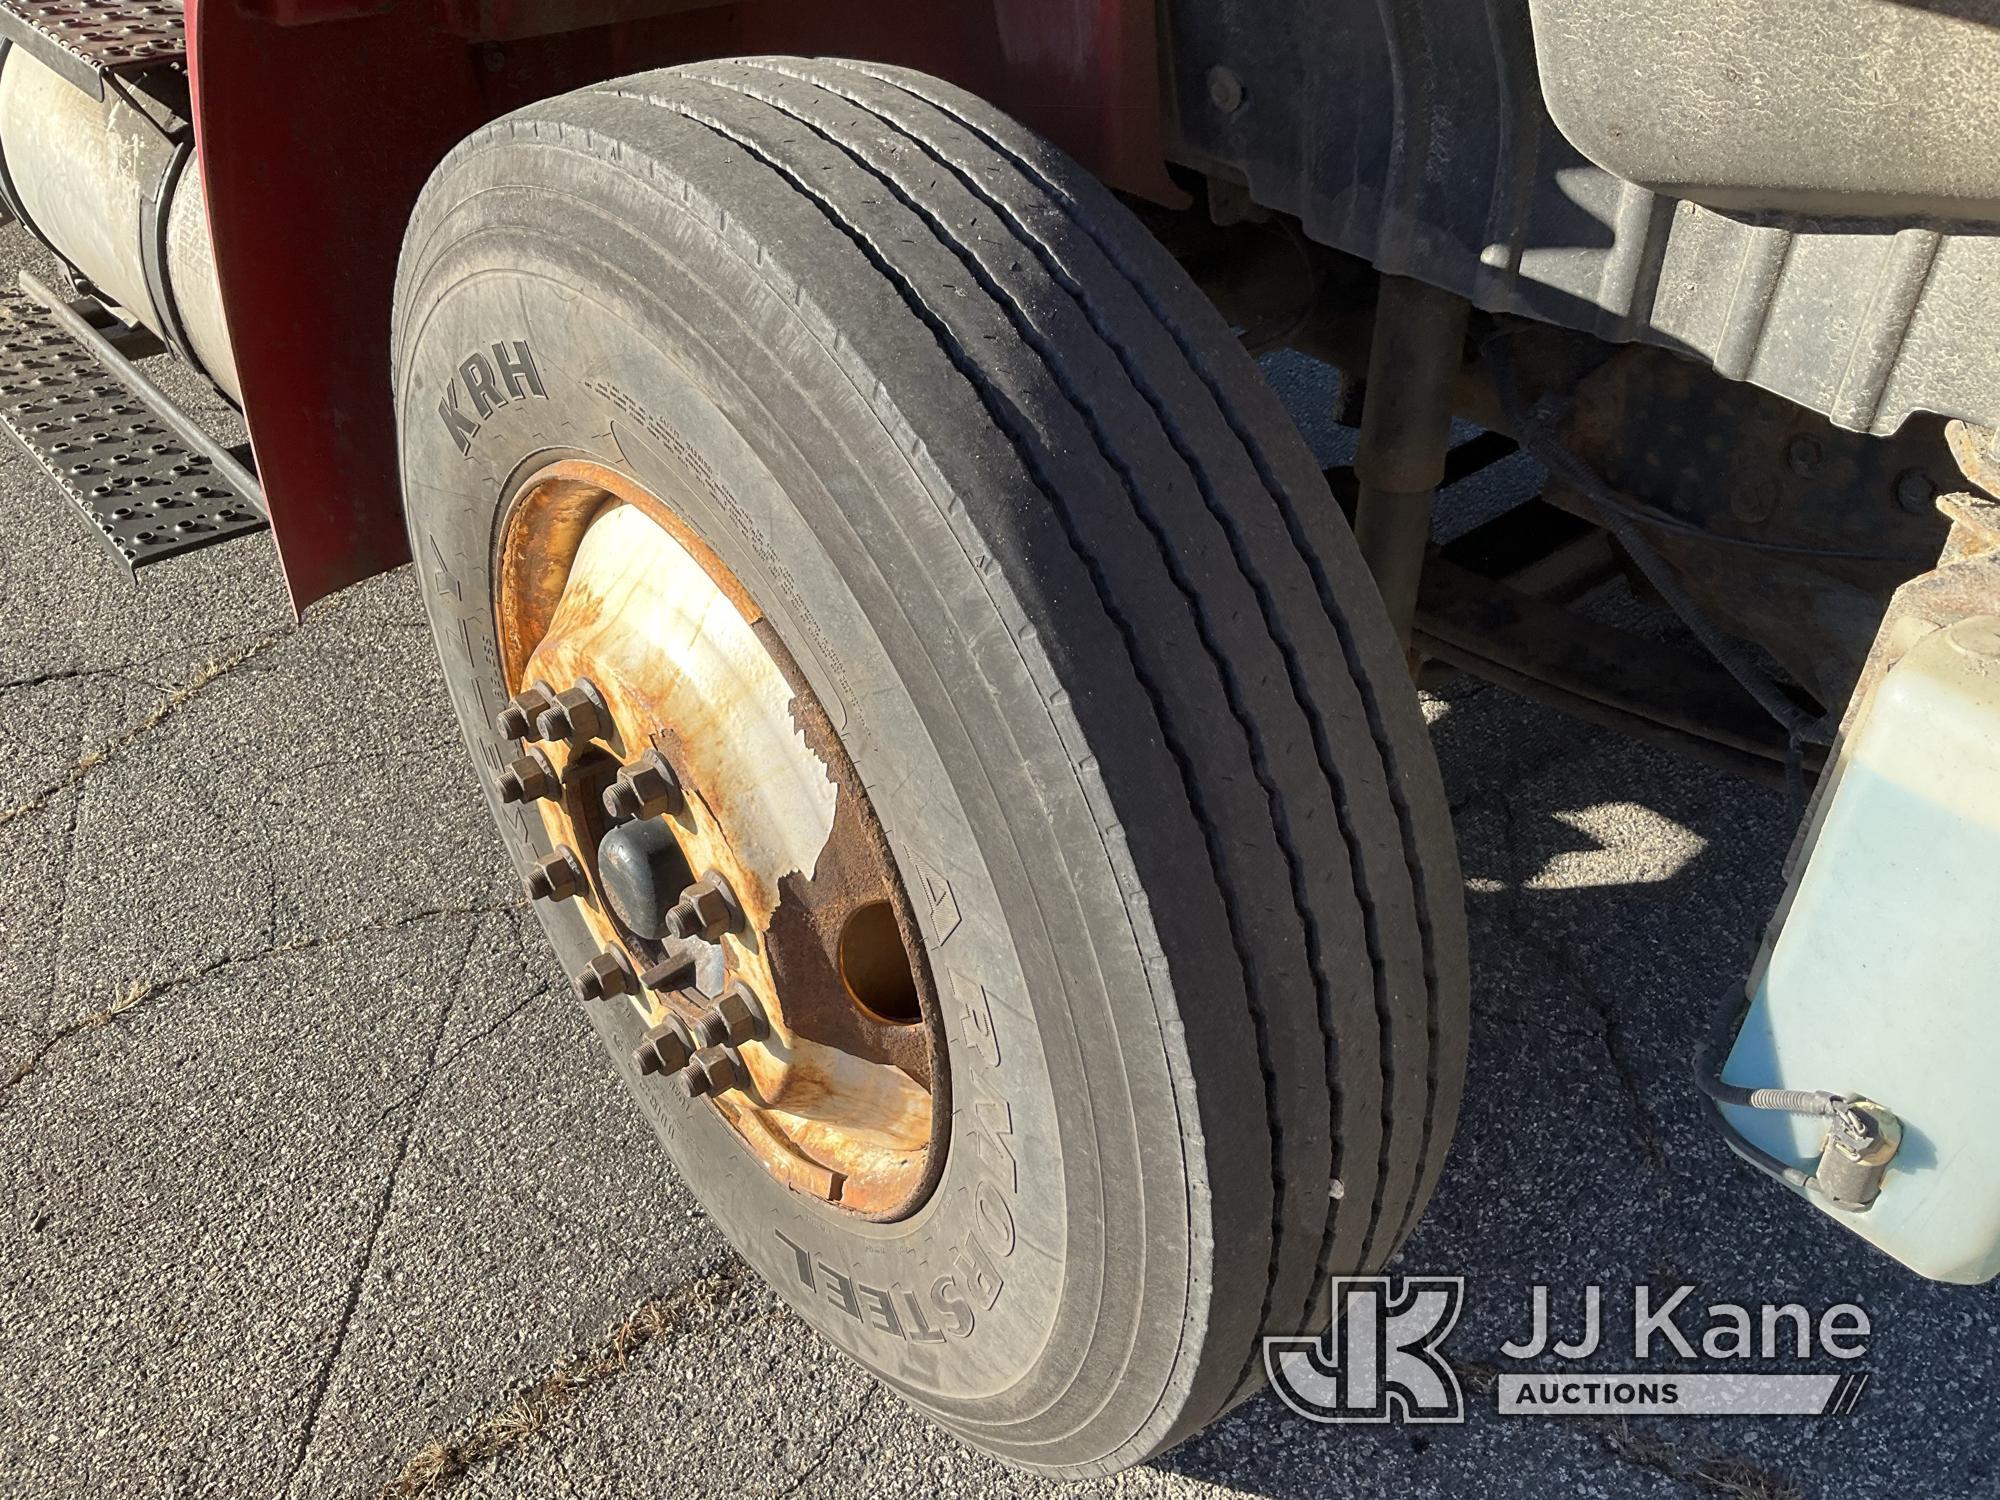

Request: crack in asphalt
left=1, top=900, right=525, bottom=1100
left=0, top=627, right=284, bottom=695
left=0, top=630, right=294, bottom=829
left=375, top=1262, right=757, bottom=1500
left=368, top=975, right=555, bottom=1130
left=1604, top=1425, right=1803, bottom=1500
left=1449, top=1361, right=1800, bottom=1499
left=767, top=1385, right=878, bottom=1500
left=41, top=704, right=86, bottom=1039
left=281, top=916, right=486, bottom=1498
left=1493, top=794, right=1665, bottom=1170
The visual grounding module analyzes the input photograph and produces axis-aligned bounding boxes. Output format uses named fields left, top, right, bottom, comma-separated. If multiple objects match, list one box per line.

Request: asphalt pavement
left=1, top=221, right=1995, bottom=1499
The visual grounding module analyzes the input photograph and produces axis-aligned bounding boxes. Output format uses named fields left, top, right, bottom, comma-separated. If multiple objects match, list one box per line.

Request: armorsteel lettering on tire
left=770, top=962, right=1019, bottom=1344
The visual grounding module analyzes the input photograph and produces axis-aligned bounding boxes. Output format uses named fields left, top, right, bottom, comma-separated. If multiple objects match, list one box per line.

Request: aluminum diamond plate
left=0, top=293, right=265, bottom=570
left=0, top=1, right=184, bottom=96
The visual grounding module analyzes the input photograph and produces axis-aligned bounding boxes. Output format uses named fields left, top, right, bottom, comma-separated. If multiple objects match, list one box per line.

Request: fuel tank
left=0, top=44, right=238, bottom=400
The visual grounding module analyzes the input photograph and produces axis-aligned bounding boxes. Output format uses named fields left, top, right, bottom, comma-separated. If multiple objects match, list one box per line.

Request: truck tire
left=392, top=58, right=1467, bottom=1475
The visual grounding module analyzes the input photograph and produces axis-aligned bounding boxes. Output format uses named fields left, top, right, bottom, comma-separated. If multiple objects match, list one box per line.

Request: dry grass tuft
left=0, top=632, right=290, bottom=828
left=378, top=1265, right=750, bottom=1499
left=1606, top=1423, right=1803, bottom=1500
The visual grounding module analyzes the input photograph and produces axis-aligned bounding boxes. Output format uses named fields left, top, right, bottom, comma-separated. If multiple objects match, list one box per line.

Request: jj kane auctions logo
left=1265, top=1279, right=1872, bottom=1423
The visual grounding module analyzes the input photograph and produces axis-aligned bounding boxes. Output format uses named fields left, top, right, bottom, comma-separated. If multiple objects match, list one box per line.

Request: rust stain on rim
left=496, top=459, right=948, bottom=1221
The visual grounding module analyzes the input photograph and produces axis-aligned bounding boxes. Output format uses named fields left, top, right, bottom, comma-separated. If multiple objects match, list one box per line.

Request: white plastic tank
left=1725, top=613, right=2000, bottom=1283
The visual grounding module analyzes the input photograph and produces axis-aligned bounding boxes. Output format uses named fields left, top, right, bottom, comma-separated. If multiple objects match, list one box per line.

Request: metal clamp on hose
left=1693, top=983, right=1901, bottom=1212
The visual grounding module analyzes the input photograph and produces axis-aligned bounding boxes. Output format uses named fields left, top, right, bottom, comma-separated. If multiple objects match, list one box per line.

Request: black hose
left=1690, top=980, right=1874, bottom=1200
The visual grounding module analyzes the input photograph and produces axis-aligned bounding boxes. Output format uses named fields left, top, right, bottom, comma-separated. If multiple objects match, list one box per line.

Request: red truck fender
left=187, top=0, right=1178, bottom=610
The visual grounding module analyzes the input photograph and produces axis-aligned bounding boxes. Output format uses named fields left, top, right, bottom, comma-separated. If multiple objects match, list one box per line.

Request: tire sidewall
left=394, top=219, right=1141, bottom=1423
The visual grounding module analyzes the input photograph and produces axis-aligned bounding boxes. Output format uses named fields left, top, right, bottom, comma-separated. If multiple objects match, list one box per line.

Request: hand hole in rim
left=838, top=900, right=922, bottom=1024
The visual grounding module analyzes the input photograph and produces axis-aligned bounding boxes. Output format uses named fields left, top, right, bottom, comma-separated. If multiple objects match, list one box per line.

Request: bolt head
left=676, top=1046, right=741, bottom=1099
left=537, top=681, right=610, bottom=744
left=602, top=781, right=641, bottom=822
left=496, top=748, right=557, bottom=805
left=495, top=683, right=556, bottom=741
left=525, top=847, right=584, bottom=903
left=1895, top=468, right=1939, bottom=515
left=687, top=874, right=739, bottom=939
left=1730, top=472, right=1780, bottom=524
left=634, top=1020, right=692, bottom=1078
left=603, top=750, right=683, bottom=822
left=573, top=950, right=636, bottom=1003
left=694, top=983, right=765, bottom=1048
left=1206, top=64, right=1244, bottom=114
left=1784, top=434, right=1822, bottom=478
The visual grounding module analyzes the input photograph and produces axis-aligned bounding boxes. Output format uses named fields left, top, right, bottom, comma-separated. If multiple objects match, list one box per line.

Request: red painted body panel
left=188, top=2, right=483, bottom=609
left=187, top=1, right=1172, bottom=609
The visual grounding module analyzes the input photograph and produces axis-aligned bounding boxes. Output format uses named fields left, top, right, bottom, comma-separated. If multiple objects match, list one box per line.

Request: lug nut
left=664, top=872, right=740, bottom=942
left=640, top=952, right=700, bottom=996
left=524, top=846, right=586, bottom=903
left=573, top=949, right=638, bottom=1003
left=634, top=1017, right=694, bottom=1078
left=692, top=981, right=767, bottom=1049
left=535, top=679, right=610, bottom=744
left=495, top=747, right=558, bottom=805
left=675, top=1046, right=741, bottom=1099
left=602, top=749, right=684, bottom=822
left=496, top=682, right=557, bottom=740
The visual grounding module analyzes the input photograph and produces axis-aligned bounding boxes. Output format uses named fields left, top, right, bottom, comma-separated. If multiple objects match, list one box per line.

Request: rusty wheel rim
left=496, top=459, right=948, bottom=1220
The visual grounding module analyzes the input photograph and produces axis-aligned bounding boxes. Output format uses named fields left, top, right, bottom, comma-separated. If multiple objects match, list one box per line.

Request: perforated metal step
left=0, top=1, right=184, bottom=99
left=0, top=289, right=265, bottom=570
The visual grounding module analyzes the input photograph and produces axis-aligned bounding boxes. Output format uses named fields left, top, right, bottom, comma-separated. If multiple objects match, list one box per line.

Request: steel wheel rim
left=495, top=458, right=948, bottom=1220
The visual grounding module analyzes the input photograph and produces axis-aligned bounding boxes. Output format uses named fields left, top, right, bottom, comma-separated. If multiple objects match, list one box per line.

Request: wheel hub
left=494, top=460, right=947, bottom=1219
left=593, top=817, right=688, bottom=941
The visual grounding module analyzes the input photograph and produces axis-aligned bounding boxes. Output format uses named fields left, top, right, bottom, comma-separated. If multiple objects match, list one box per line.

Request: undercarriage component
left=1343, top=403, right=1817, bottom=785
left=1554, top=342, right=1954, bottom=710
left=0, top=276, right=262, bottom=570
left=0, top=37, right=237, bottom=398
left=1162, top=1, right=2000, bottom=437
left=1350, top=275, right=1469, bottom=650
left=1414, top=558, right=1819, bottom=788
